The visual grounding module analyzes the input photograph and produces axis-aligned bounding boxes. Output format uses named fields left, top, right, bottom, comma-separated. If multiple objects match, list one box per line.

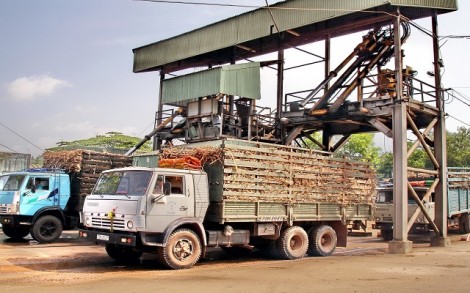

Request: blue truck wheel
left=30, top=215, right=63, bottom=243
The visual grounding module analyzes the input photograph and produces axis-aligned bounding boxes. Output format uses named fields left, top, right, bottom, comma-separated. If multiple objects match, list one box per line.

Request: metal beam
left=406, top=112, right=439, bottom=168
left=431, top=12, right=449, bottom=246
left=407, top=182, right=440, bottom=235
left=407, top=178, right=439, bottom=232
left=389, top=12, right=412, bottom=254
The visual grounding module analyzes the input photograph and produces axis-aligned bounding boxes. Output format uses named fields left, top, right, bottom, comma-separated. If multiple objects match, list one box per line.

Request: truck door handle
left=180, top=206, right=188, bottom=211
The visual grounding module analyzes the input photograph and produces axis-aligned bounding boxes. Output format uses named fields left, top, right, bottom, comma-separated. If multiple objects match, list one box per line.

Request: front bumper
left=0, top=215, right=31, bottom=226
left=79, top=229, right=137, bottom=247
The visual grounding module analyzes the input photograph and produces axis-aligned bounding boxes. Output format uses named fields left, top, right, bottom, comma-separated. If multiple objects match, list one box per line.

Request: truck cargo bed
left=161, top=138, right=375, bottom=223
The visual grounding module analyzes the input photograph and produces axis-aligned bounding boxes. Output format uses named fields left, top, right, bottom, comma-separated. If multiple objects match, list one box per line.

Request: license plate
left=97, top=234, right=109, bottom=241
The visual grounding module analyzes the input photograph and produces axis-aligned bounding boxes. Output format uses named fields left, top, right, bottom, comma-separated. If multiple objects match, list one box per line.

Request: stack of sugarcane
left=448, top=168, right=470, bottom=190
left=43, top=149, right=132, bottom=196
left=160, top=147, right=222, bottom=165
left=159, top=156, right=202, bottom=169
left=161, top=141, right=376, bottom=205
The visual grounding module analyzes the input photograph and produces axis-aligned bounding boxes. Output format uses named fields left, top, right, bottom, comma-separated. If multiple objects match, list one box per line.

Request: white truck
left=79, top=139, right=375, bottom=269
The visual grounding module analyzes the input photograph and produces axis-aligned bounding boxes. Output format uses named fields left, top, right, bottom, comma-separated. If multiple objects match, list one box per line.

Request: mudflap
left=330, top=221, right=348, bottom=247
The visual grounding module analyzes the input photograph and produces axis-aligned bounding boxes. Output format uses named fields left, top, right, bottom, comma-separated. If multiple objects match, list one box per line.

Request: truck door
left=21, top=176, right=58, bottom=215
left=146, top=174, right=194, bottom=232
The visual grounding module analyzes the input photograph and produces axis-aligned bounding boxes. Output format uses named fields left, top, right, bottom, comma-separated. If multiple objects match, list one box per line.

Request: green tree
left=447, top=127, right=470, bottom=167
left=335, top=133, right=381, bottom=166
left=376, top=152, right=393, bottom=178
left=49, top=132, right=152, bottom=153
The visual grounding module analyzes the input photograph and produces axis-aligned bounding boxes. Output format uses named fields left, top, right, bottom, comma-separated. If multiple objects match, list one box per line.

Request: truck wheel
left=459, top=213, right=470, bottom=234
left=30, top=215, right=63, bottom=243
left=276, top=226, right=309, bottom=260
left=105, top=244, right=143, bottom=263
left=1, top=225, right=30, bottom=240
left=158, top=228, right=202, bottom=270
left=307, top=225, right=337, bottom=256
left=380, top=227, right=393, bottom=241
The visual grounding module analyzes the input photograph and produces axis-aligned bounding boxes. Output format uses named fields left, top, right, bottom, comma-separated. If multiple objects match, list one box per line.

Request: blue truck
left=0, top=150, right=131, bottom=243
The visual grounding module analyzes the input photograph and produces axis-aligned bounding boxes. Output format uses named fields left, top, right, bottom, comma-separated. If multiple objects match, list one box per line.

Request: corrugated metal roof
left=133, top=0, right=457, bottom=73
left=162, top=62, right=261, bottom=104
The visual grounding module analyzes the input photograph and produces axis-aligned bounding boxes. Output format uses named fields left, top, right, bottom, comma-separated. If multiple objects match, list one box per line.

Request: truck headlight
left=126, top=220, right=134, bottom=229
left=85, top=217, right=91, bottom=226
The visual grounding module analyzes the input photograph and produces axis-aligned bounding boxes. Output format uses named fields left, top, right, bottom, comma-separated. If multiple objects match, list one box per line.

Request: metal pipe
left=125, top=108, right=183, bottom=156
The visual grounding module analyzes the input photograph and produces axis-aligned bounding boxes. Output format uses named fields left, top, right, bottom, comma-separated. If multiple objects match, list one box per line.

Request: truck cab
left=80, top=167, right=209, bottom=253
left=0, top=168, right=74, bottom=242
left=374, top=186, right=435, bottom=240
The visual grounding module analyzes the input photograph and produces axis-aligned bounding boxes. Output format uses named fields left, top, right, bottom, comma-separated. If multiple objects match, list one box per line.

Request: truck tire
left=30, top=215, right=63, bottom=243
left=459, top=213, right=470, bottom=234
left=158, top=228, right=202, bottom=270
left=1, top=225, right=30, bottom=240
left=105, top=244, right=143, bottom=263
left=380, top=227, right=393, bottom=241
left=307, top=225, right=337, bottom=256
left=276, top=226, right=309, bottom=260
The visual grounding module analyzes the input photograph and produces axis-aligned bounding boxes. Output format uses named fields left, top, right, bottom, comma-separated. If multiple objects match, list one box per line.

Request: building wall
left=0, top=152, right=31, bottom=174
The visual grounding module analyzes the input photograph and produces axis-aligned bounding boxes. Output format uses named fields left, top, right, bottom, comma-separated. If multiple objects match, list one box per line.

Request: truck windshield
left=93, top=170, right=152, bottom=196
left=0, top=174, right=26, bottom=191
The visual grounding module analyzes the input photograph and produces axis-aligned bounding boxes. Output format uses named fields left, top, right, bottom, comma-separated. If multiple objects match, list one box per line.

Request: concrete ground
left=0, top=230, right=469, bottom=293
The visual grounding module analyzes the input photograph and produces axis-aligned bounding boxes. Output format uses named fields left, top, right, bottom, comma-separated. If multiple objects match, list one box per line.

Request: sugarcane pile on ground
left=43, top=149, right=132, bottom=196
left=161, top=140, right=376, bottom=205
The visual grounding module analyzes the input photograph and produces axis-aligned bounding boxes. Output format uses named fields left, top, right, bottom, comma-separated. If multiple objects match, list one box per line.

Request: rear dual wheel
left=307, top=225, right=337, bottom=257
left=276, top=226, right=309, bottom=260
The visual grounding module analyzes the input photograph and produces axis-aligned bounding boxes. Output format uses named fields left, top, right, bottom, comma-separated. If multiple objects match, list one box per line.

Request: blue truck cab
left=0, top=168, right=80, bottom=242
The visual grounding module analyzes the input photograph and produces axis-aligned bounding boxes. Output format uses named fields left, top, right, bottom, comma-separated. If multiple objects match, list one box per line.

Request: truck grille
left=91, top=217, right=125, bottom=229
left=0, top=206, right=7, bottom=213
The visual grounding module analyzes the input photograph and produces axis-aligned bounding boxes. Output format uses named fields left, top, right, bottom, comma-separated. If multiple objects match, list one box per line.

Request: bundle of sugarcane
left=160, top=147, right=222, bottom=165
left=159, top=156, right=202, bottom=169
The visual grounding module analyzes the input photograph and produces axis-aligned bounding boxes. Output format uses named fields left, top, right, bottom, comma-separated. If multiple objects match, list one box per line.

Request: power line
left=447, top=114, right=470, bottom=128
left=265, top=0, right=280, bottom=34
left=445, top=89, right=470, bottom=107
left=0, top=142, right=17, bottom=153
left=0, top=121, right=44, bottom=153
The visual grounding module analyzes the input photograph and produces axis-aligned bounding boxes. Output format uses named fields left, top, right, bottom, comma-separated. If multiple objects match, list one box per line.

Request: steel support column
left=154, top=71, right=165, bottom=151
left=389, top=12, right=412, bottom=254
left=277, top=49, right=284, bottom=119
left=431, top=12, right=450, bottom=247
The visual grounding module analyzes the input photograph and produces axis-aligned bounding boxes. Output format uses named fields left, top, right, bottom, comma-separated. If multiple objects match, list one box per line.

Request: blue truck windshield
left=93, top=170, right=152, bottom=196
left=0, top=174, right=26, bottom=191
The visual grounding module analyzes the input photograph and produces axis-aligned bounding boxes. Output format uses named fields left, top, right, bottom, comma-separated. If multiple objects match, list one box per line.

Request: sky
left=1, top=0, right=470, bottom=157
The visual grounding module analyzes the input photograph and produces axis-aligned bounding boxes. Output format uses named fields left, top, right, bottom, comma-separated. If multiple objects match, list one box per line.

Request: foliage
left=447, top=127, right=470, bottom=167
left=49, top=132, right=152, bottom=153
left=376, top=152, right=393, bottom=179
left=375, top=127, right=470, bottom=178
left=334, top=133, right=381, bottom=166
left=301, top=132, right=380, bottom=166
left=376, top=143, right=432, bottom=179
